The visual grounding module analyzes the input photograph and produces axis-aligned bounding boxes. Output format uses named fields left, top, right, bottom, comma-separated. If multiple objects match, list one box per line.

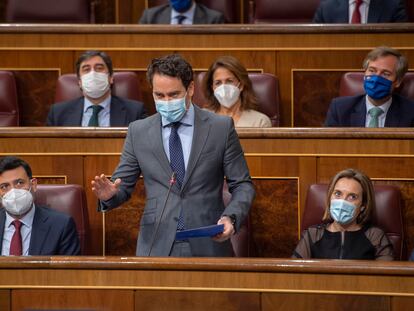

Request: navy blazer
left=325, top=94, right=414, bottom=127
left=313, top=0, right=408, bottom=23
left=139, top=3, right=225, bottom=24
left=46, top=95, right=147, bottom=127
left=0, top=206, right=80, bottom=256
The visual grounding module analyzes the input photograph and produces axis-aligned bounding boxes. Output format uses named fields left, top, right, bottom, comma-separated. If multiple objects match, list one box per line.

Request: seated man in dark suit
left=139, top=0, right=224, bottom=24
left=47, top=50, right=147, bottom=127
left=313, top=0, right=408, bottom=23
left=325, top=46, right=414, bottom=127
left=0, top=156, right=80, bottom=255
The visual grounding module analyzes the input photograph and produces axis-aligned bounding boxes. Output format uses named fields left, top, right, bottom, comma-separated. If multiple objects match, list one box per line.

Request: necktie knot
left=368, top=107, right=384, bottom=127
left=12, top=220, right=22, bottom=230
left=176, top=15, right=186, bottom=24
left=88, top=105, right=103, bottom=127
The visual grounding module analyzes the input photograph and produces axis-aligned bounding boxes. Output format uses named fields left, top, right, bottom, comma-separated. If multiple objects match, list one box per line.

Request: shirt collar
left=171, top=2, right=196, bottom=21
left=161, top=103, right=195, bottom=128
left=349, top=0, right=370, bottom=4
left=365, top=95, right=393, bottom=115
left=5, top=203, right=36, bottom=229
left=83, top=95, right=111, bottom=113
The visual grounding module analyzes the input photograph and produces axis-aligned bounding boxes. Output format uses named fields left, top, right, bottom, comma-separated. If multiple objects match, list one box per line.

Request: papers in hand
left=175, top=224, right=224, bottom=240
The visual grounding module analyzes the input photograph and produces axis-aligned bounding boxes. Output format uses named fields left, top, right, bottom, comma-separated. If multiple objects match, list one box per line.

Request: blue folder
left=175, top=224, right=224, bottom=240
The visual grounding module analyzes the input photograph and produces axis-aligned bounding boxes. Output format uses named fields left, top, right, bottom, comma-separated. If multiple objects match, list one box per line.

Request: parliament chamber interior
left=1, top=0, right=414, bottom=310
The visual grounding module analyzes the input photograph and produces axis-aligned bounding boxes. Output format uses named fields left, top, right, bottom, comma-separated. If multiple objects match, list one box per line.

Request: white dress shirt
left=349, top=0, right=370, bottom=23
left=170, top=2, right=196, bottom=25
left=365, top=95, right=392, bottom=128
left=81, top=95, right=111, bottom=127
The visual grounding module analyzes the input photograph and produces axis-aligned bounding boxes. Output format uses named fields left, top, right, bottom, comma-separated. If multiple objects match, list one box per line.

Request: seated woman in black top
left=293, top=168, right=393, bottom=260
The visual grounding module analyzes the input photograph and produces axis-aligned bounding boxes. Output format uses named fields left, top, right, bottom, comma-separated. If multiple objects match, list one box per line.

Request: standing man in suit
left=313, top=0, right=408, bottom=23
left=47, top=50, right=147, bottom=127
left=139, top=0, right=225, bottom=24
left=325, top=46, right=414, bottom=127
left=0, top=156, right=80, bottom=256
left=92, top=54, right=254, bottom=257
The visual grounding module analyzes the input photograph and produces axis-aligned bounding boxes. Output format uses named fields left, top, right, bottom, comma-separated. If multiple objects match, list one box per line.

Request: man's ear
left=30, top=178, right=37, bottom=192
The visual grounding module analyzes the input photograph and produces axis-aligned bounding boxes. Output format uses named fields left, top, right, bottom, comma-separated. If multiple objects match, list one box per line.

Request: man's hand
left=91, top=174, right=121, bottom=201
left=212, top=216, right=235, bottom=242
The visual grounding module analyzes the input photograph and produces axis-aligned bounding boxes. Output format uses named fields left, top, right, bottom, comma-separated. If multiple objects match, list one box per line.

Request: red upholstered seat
left=0, top=71, right=19, bottom=126
left=35, top=184, right=90, bottom=255
left=249, top=0, right=321, bottom=23
left=302, top=184, right=404, bottom=260
left=54, top=72, right=142, bottom=103
left=6, top=0, right=94, bottom=23
left=339, top=72, right=414, bottom=100
left=194, top=72, right=280, bottom=126
left=148, top=0, right=239, bottom=23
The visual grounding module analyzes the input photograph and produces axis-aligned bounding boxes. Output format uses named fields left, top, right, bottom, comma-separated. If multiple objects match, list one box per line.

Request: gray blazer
left=102, top=105, right=254, bottom=257
left=139, top=3, right=225, bottom=24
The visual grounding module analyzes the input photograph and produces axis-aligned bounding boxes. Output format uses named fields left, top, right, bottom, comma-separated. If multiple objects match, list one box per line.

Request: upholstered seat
left=148, top=0, right=239, bottom=23
left=0, top=71, right=19, bottom=126
left=54, top=72, right=142, bottom=103
left=193, top=72, right=280, bottom=126
left=35, top=184, right=90, bottom=255
left=339, top=72, right=414, bottom=100
left=6, top=0, right=94, bottom=23
left=302, top=184, right=404, bottom=260
left=249, top=0, right=321, bottom=23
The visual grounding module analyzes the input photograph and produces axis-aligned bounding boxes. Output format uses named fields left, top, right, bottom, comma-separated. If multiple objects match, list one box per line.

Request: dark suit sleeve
left=212, top=12, right=225, bottom=24
left=392, top=0, right=408, bottom=22
left=312, top=4, right=325, bottom=23
left=324, top=99, right=340, bottom=126
left=58, top=216, right=80, bottom=255
left=222, top=119, right=255, bottom=231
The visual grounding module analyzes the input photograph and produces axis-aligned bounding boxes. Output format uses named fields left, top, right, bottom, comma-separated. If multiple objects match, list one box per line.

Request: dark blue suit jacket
left=139, top=3, right=225, bottom=24
left=313, top=0, right=408, bottom=23
left=0, top=206, right=80, bottom=255
left=46, top=95, right=147, bottom=127
left=325, top=94, right=414, bottom=127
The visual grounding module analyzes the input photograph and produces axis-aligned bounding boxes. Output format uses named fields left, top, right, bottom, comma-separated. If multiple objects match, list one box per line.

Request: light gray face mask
left=81, top=71, right=110, bottom=99
left=2, top=188, right=33, bottom=216
left=213, top=84, right=241, bottom=108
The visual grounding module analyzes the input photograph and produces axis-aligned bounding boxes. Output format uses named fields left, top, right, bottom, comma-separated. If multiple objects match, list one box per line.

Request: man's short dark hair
left=0, top=156, right=32, bottom=179
left=146, top=54, right=193, bottom=89
left=75, top=50, right=113, bottom=77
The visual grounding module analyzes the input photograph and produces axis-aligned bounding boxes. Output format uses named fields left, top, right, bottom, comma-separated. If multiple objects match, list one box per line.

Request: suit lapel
left=109, top=96, right=127, bottom=126
left=69, top=98, right=84, bottom=126
left=193, top=4, right=206, bottom=24
left=350, top=97, right=367, bottom=126
left=337, top=0, right=349, bottom=23
left=367, top=0, right=381, bottom=23
left=148, top=115, right=174, bottom=182
left=29, top=207, right=50, bottom=255
left=159, top=6, right=172, bottom=23
left=385, top=96, right=400, bottom=127
left=181, top=106, right=210, bottom=192
left=0, top=210, right=5, bottom=253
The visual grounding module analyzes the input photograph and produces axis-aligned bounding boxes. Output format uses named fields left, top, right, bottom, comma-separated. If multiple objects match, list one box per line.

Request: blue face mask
left=155, top=95, right=187, bottom=123
left=363, top=75, right=393, bottom=100
left=330, top=199, right=358, bottom=225
left=170, top=0, right=192, bottom=13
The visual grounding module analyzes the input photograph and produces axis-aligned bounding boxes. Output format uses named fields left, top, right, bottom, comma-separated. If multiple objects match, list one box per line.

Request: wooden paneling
left=0, top=290, right=10, bottom=311
left=1, top=25, right=414, bottom=126
left=262, top=293, right=390, bottom=311
left=1, top=128, right=414, bottom=257
left=12, top=289, right=134, bottom=311
left=135, top=290, right=261, bottom=311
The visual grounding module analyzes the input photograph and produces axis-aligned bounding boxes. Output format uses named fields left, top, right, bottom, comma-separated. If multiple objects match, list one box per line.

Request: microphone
left=147, top=172, right=176, bottom=256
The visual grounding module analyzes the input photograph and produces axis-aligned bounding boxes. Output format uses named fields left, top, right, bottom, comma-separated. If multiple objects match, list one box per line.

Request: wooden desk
left=0, top=24, right=414, bottom=126
left=1, top=256, right=414, bottom=311
left=0, top=127, right=413, bottom=258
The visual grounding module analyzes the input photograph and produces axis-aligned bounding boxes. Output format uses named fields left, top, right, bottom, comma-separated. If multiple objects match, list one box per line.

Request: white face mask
left=214, top=84, right=241, bottom=108
left=2, top=188, right=33, bottom=216
left=80, top=71, right=110, bottom=99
